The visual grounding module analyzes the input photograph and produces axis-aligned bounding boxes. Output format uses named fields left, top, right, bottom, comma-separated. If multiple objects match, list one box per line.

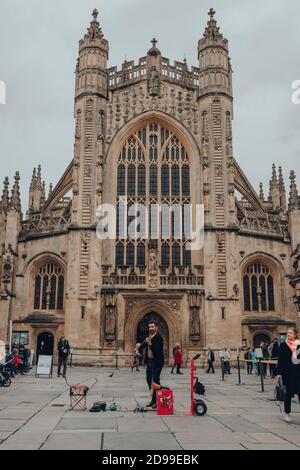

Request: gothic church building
left=1, top=9, right=300, bottom=364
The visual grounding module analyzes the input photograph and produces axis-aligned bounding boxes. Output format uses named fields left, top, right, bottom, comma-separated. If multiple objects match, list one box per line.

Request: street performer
left=139, top=320, right=164, bottom=410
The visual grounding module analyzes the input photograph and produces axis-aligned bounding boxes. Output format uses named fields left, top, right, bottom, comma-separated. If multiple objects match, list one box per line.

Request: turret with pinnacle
left=198, top=8, right=233, bottom=99
left=75, top=9, right=109, bottom=101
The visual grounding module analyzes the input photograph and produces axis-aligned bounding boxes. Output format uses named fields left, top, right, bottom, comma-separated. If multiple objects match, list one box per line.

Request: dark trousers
left=270, top=363, right=277, bottom=377
left=57, top=356, right=67, bottom=377
left=131, top=356, right=139, bottom=371
left=207, top=361, right=215, bottom=373
left=224, top=361, right=231, bottom=374
left=284, top=390, right=300, bottom=414
left=146, top=359, right=163, bottom=405
left=247, top=362, right=253, bottom=374
left=176, top=364, right=182, bottom=374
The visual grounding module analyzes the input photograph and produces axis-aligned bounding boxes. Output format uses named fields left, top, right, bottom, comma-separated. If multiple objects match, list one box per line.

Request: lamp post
left=292, top=294, right=300, bottom=312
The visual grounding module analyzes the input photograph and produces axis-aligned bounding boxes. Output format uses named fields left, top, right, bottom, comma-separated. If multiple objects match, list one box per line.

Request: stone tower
left=199, top=10, right=241, bottom=345
left=65, top=10, right=109, bottom=347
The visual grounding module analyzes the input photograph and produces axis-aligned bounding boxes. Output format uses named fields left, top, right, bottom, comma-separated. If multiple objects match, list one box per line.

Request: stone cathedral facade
left=1, top=9, right=300, bottom=364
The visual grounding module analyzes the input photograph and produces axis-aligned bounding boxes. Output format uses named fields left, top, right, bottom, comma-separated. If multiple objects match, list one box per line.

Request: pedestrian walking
left=171, top=343, right=180, bottom=374
left=268, top=338, right=279, bottom=378
left=251, top=349, right=258, bottom=374
left=277, top=327, right=300, bottom=422
left=131, top=343, right=141, bottom=372
left=262, top=341, right=269, bottom=377
left=224, top=348, right=231, bottom=374
left=206, top=348, right=215, bottom=373
left=57, top=335, right=70, bottom=378
left=139, top=321, right=164, bottom=410
left=244, top=348, right=253, bottom=374
left=174, top=346, right=183, bottom=374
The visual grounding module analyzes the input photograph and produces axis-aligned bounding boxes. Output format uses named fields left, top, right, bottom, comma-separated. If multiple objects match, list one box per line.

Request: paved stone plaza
left=0, top=365, right=300, bottom=450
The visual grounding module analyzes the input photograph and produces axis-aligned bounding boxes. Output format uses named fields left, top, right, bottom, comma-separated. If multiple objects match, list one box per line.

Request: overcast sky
left=0, top=0, right=299, bottom=210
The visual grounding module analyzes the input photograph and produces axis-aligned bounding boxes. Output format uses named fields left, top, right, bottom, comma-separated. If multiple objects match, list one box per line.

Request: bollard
left=70, top=353, right=73, bottom=368
left=258, top=360, right=265, bottom=392
left=115, top=354, right=118, bottom=369
left=221, top=357, right=225, bottom=381
left=236, top=356, right=244, bottom=385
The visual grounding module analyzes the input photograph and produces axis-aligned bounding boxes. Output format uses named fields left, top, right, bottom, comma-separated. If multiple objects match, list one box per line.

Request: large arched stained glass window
left=243, top=262, right=275, bottom=312
left=34, top=261, right=64, bottom=311
left=115, top=122, right=191, bottom=268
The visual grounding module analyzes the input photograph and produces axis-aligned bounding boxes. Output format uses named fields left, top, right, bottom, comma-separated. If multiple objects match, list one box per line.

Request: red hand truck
left=190, top=354, right=207, bottom=416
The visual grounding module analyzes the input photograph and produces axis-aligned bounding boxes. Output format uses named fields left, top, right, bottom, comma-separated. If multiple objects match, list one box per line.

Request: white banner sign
left=36, top=355, right=52, bottom=377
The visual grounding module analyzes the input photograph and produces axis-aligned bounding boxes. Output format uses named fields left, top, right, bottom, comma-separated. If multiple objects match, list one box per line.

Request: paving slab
left=213, top=415, right=266, bottom=433
left=118, top=416, right=169, bottom=433
left=103, top=432, right=182, bottom=450
left=0, top=408, right=38, bottom=420
left=242, top=443, right=300, bottom=450
left=41, top=432, right=102, bottom=450
left=57, top=416, right=117, bottom=430
left=0, top=419, right=26, bottom=432
left=246, top=432, right=291, bottom=444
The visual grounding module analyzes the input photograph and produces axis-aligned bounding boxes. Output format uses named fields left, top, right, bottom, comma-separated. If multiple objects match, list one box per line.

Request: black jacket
left=58, top=339, right=70, bottom=358
left=277, top=341, right=300, bottom=391
left=139, top=332, right=164, bottom=367
left=207, top=351, right=215, bottom=363
left=270, top=341, right=279, bottom=358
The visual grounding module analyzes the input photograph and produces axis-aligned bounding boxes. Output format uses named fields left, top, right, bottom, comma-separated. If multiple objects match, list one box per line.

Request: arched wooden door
left=253, top=333, right=270, bottom=349
left=137, top=312, right=169, bottom=363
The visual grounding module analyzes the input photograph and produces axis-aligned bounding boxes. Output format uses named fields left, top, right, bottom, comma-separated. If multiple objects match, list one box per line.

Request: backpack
left=89, top=401, right=106, bottom=412
left=274, top=378, right=286, bottom=402
left=194, top=377, right=205, bottom=395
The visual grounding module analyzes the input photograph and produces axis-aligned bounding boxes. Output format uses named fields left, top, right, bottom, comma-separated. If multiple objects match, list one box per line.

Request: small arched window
left=33, top=261, right=65, bottom=311
left=243, top=262, right=275, bottom=312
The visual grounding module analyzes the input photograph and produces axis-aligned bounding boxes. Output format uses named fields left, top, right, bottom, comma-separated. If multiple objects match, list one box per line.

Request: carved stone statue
left=149, top=251, right=157, bottom=274
left=202, top=136, right=209, bottom=157
left=105, top=308, right=116, bottom=337
left=148, top=66, right=160, bottom=97
left=191, top=307, right=200, bottom=336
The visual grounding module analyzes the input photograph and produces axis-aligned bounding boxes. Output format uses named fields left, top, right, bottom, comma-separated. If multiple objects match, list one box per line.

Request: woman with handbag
left=277, top=327, right=300, bottom=422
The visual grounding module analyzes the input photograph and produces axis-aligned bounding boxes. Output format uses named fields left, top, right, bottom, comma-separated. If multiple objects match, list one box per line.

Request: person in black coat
left=139, top=320, right=164, bottom=409
left=206, top=348, right=215, bottom=373
left=277, top=327, right=300, bottom=422
left=57, top=335, right=70, bottom=378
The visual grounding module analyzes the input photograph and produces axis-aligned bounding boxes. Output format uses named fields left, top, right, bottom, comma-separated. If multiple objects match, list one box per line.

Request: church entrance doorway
left=253, top=333, right=271, bottom=349
left=36, top=332, right=54, bottom=362
left=137, top=312, right=169, bottom=363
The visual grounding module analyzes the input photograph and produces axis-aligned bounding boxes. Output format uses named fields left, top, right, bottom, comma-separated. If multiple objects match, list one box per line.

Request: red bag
left=157, top=389, right=174, bottom=415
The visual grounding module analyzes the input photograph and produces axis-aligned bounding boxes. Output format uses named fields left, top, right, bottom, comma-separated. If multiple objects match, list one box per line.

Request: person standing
left=139, top=321, right=164, bottom=410
left=206, top=348, right=215, bottom=373
left=277, top=328, right=300, bottom=422
left=251, top=349, right=258, bottom=374
left=131, top=343, right=141, bottom=372
left=262, top=341, right=269, bottom=377
left=171, top=344, right=180, bottom=374
left=244, top=348, right=253, bottom=374
left=224, top=348, right=231, bottom=374
left=268, top=338, right=279, bottom=378
left=57, top=335, right=70, bottom=378
left=174, top=346, right=183, bottom=374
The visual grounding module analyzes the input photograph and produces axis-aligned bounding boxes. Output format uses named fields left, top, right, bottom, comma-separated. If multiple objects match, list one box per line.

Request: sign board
left=254, top=348, right=263, bottom=359
left=36, top=355, right=53, bottom=378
